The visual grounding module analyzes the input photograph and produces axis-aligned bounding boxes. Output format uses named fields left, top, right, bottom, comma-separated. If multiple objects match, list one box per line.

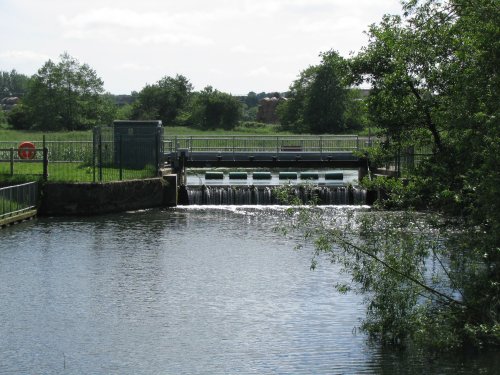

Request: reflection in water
left=0, top=207, right=498, bottom=374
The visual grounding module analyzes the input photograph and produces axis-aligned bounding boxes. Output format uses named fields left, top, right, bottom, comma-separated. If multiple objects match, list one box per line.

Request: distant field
left=0, top=123, right=294, bottom=142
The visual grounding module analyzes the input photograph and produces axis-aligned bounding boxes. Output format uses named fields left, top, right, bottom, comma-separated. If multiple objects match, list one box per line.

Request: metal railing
left=0, top=182, right=38, bottom=219
left=0, top=145, right=47, bottom=179
left=165, top=135, right=367, bottom=154
left=0, top=130, right=160, bottom=182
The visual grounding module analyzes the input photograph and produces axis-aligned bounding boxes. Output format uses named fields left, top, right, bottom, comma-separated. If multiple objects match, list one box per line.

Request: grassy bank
left=0, top=122, right=294, bottom=141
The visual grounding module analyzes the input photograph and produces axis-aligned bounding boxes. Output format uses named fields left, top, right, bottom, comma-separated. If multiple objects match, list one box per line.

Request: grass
left=0, top=122, right=367, bottom=184
left=0, top=122, right=293, bottom=142
left=0, top=124, right=93, bottom=142
left=0, top=161, right=156, bottom=183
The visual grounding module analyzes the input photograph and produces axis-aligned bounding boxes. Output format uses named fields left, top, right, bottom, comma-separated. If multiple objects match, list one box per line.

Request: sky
left=0, top=0, right=402, bottom=95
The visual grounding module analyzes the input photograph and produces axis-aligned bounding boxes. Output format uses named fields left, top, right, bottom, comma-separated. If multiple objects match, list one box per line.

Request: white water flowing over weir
left=181, top=168, right=367, bottom=205
left=183, top=185, right=367, bottom=205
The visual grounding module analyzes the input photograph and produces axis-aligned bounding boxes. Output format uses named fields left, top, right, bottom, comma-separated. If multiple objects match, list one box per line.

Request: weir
left=178, top=184, right=366, bottom=206
left=164, top=136, right=372, bottom=206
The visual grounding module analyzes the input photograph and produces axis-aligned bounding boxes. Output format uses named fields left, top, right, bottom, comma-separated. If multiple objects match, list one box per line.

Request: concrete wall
left=39, top=177, right=177, bottom=216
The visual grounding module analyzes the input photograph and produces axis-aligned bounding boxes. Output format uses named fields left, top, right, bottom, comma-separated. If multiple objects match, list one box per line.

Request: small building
left=256, top=96, right=286, bottom=124
left=113, top=120, right=163, bottom=169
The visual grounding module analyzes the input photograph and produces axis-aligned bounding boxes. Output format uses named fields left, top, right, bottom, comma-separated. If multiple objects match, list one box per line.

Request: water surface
left=0, top=207, right=497, bottom=374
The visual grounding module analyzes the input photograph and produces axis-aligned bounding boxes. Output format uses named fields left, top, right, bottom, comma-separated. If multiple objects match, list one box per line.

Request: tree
left=354, top=0, right=499, bottom=217
left=189, top=86, right=242, bottom=130
left=19, top=53, right=114, bottom=130
left=282, top=0, right=499, bottom=350
left=244, top=91, right=259, bottom=108
left=303, top=51, right=349, bottom=133
left=277, top=51, right=356, bottom=134
left=132, top=74, right=193, bottom=125
left=354, top=0, right=499, bottom=348
left=0, top=70, right=30, bottom=99
left=277, top=66, right=316, bottom=133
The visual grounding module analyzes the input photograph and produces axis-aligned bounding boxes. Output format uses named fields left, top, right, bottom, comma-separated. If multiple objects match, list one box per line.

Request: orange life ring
left=18, top=141, right=36, bottom=160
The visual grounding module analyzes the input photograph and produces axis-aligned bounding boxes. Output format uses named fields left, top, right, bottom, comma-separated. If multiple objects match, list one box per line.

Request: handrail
left=164, top=135, right=366, bottom=153
left=0, top=181, right=38, bottom=218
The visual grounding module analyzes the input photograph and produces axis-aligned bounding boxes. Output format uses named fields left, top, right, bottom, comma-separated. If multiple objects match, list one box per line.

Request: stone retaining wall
left=39, top=177, right=176, bottom=216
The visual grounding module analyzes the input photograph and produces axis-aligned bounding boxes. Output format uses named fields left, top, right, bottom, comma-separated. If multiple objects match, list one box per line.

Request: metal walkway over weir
left=166, top=135, right=371, bottom=170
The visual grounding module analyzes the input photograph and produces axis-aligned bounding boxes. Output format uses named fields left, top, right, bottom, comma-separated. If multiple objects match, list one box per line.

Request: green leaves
left=132, top=74, right=193, bottom=125
left=21, top=53, right=114, bottom=131
left=278, top=51, right=364, bottom=134
left=188, top=86, right=242, bottom=130
left=282, top=205, right=491, bottom=348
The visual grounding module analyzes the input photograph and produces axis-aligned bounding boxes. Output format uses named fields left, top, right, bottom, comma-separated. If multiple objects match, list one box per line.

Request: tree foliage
left=282, top=0, right=499, bottom=350
left=131, top=74, right=193, bottom=125
left=279, top=199, right=496, bottom=349
left=0, top=70, right=30, bottom=99
left=18, top=53, right=115, bottom=130
left=188, top=86, right=242, bottom=130
left=359, top=0, right=499, bottom=348
left=278, top=50, right=364, bottom=134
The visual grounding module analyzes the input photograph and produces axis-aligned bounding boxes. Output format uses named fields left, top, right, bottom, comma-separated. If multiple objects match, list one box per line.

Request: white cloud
left=0, top=0, right=403, bottom=94
left=131, top=34, right=213, bottom=46
left=0, top=50, right=51, bottom=62
left=231, top=45, right=256, bottom=54
left=59, top=8, right=218, bottom=46
left=248, top=66, right=272, bottom=77
left=117, top=63, right=153, bottom=72
left=295, top=16, right=364, bottom=33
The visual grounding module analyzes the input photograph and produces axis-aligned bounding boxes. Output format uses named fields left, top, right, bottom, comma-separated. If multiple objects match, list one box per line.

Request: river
left=0, top=206, right=497, bottom=374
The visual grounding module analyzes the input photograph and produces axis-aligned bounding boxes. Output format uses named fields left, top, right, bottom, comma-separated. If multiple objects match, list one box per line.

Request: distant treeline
left=0, top=52, right=369, bottom=134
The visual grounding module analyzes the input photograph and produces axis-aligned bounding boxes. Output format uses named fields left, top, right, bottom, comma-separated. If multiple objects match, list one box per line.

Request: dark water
left=0, top=207, right=497, bottom=374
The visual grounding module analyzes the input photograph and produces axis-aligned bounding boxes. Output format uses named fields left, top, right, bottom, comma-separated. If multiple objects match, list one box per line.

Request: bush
left=7, top=104, right=31, bottom=130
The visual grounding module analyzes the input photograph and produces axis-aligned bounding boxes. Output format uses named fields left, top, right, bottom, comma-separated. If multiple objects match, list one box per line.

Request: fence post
left=9, top=148, right=14, bottom=176
left=42, top=135, right=48, bottom=181
left=98, top=129, right=103, bottom=182
left=43, top=148, right=48, bottom=182
left=154, top=130, right=159, bottom=176
left=119, top=134, right=123, bottom=181
left=92, top=127, right=96, bottom=183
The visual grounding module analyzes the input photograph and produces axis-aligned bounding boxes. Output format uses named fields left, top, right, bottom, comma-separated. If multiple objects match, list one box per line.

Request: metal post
left=43, top=148, right=48, bottom=182
left=155, top=129, right=160, bottom=176
left=42, top=135, right=48, bottom=181
left=98, top=130, right=103, bottom=182
left=9, top=148, right=13, bottom=176
left=92, top=127, right=96, bottom=182
left=9, top=187, right=12, bottom=214
left=119, top=134, right=123, bottom=181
